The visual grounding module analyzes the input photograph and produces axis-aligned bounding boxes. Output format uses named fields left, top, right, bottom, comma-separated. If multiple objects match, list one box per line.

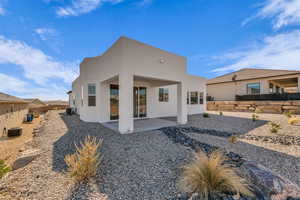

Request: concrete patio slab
left=102, top=118, right=178, bottom=133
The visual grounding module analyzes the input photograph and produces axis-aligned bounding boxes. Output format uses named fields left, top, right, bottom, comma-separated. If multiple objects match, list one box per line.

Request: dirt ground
left=0, top=115, right=43, bottom=165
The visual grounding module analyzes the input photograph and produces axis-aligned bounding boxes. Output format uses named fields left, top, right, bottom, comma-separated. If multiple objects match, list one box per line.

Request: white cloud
left=0, top=73, right=27, bottom=93
left=0, top=73, right=69, bottom=100
left=56, top=0, right=123, bottom=17
left=253, top=0, right=300, bottom=29
left=211, top=29, right=300, bottom=74
left=0, top=35, right=78, bottom=85
left=35, top=28, right=58, bottom=41
left=0, top=1, right=5, bottom=15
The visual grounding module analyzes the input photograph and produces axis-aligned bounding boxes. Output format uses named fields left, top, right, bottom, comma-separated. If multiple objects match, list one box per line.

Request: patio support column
left=177, top=82, right=187, bottom=124
left=118, top=73, right=134, bottom=134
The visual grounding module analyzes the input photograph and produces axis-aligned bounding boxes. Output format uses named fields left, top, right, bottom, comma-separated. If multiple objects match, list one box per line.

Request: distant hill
left=45, top=100, right=68, bottom=106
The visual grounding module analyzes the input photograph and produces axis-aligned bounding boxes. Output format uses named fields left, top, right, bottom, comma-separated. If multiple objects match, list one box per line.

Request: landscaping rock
left=239, top=135, right=300, bottom=146
left=160, top=127, right=244, bottom=167
left=240, top=161, right=300, bottom=200
left=161, top=126, right=300, bottom=200
left=12, top=149, right=41, bottom=170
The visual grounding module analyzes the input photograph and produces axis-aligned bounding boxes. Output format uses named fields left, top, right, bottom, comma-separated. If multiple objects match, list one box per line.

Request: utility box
left=7, top=127, right=23, bottom=137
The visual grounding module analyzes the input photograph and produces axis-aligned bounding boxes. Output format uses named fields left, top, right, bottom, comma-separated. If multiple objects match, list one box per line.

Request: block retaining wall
left=207, top=100, right=300, bottom=114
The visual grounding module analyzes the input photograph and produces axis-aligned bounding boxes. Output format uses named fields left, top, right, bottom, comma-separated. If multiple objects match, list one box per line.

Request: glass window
left=247, top=83, right=260, bottom=95
left=159, top=88, right=169, bottom=102
left=190, top=92, right=198, bottom=104
left=269, top=83, right=274, bottom=93
left=88, top=84, right=96, bottom=95
left=276, top=86, right=280, bottom=93
left=199, top=92, right=204, bottom=104
left=187, top=92, right=190, bottom=104
left=88, top=84, right=96, bottom=107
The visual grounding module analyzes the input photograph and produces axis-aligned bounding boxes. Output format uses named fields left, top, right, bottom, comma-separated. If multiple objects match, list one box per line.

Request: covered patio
left=102, top=118, right=178, bottom=133
left=269, top=77, right=300, bottom=93
left=99, top=74, right=188, bottom=134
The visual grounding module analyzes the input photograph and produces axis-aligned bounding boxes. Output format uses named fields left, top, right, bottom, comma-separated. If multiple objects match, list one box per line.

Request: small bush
left=269, top=122, right=281, bottom=133
left=219, top=111, right=223, bottom=116
left=178, top=150, right=252, bottom=200
left=65, top=136, right=103, bottom=182
left=228, top=135, right=238, bottom=144
left=283, top=110, right=295, bottom=118
left=252, top=114, right=259, bottom=122
left=255, top=108, right=262, bottom=114
left=288, top=117, right=300, bottom=125
left=203, top=113, right=210, bottom=118
left=0, top=160, right=11, bottom=178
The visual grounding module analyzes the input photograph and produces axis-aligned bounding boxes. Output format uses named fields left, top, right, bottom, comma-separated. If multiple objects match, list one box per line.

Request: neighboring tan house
left=23, top=98, right=47, bottom=108
left=207, top=68, right=300, bottom=101
left=0, top=92, right=28, bottom=136
left=71, top=36, right=207, bottom=133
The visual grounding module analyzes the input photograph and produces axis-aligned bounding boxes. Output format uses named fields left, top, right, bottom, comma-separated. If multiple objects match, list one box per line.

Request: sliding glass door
left=110, top=85, right=147, bottom=120
left=134, top=87, right=147, bottom=118
left=110, top=85, right=119, bottom=120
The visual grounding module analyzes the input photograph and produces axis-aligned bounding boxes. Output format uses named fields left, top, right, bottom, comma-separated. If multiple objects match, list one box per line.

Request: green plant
left=219, top=111, right=223, bottom=116
left=252, top=114, right=259, bottom=122
left=269, top=122, right=281, bottom=133
left=65, top=136, right=103, bottom=182
left=228, top=135, right=238, bottom=144
left=283, top=110, right=295, bottom=118
left=178, top=150, right=252, bottom=200
left=203, top=113, right=210, bottom=118
left=255, top=108, right=262, bottom=114
left=0, top=160, right=11, bottom=178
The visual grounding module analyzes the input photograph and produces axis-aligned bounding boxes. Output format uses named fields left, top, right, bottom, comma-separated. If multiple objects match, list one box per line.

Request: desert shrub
left=288, top=117, right=300, bottom=125
left=252, top=114, right=259, bottom=122
left=203, top=113, right=210, bottom=118
left=178, top=150, right=252, bottom=200
left=283, top=110, right=295, bottom=118
left=269, top=122, right=281, bottom=133
left=0, top=160, right=11, bottom=178
left=65, top=136, right=103, bottom=182
left=219, top=111, right=223, bottom=116
left=228, top=135, right=238, bottom=144
left=255, top=108, right=262, bottom=114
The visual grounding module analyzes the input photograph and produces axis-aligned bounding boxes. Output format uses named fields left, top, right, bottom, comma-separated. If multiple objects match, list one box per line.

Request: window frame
left=269, top=83, right=274, bottom=93
left=190, top=91, right=199, bottom=105
left=246, top=82, right=260, bottom=95
left=159, top=88, right=169, bottom=102
left=199, top=92, right=204, bottom=105
left=88, top=83, right=96, bottom=107
left=187, top=92, right=190, bottom=104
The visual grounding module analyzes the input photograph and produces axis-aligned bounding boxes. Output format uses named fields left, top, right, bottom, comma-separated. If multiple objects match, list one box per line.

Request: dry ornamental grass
left=65, top=136, right=103, bottom=182
left=288, top=117, right=300, bottom=126
left=178, top=150, right=252, bottom=200
left=228, top=135, right=238, bottom=144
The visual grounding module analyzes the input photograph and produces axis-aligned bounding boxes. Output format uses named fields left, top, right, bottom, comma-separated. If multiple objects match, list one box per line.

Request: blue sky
left=1, top=0, right=300, bottom=100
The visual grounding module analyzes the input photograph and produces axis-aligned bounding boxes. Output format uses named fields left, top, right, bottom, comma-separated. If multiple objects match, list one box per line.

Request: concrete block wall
left=0, top=103, right=28, bottom=136
left=207, top=101, right=300, bottom=114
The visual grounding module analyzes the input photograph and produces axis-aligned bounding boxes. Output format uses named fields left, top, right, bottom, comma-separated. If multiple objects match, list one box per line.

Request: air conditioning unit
left=7, top=127, right=23, bottom=137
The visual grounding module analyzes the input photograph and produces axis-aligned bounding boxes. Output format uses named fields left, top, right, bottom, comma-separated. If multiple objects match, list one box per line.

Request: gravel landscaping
left=184, top=130, right=300, bottom=186
left=0, top=111, right=192, bottom=200
left=1, top=110, right=300, bottom=200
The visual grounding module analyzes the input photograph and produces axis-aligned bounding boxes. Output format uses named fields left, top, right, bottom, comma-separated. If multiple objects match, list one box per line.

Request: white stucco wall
left=72, top=37, right=207, bottom=125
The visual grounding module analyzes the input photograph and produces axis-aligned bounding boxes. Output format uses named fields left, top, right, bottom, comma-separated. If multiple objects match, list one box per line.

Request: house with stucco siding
left=207, top=68, right=300, bottom=101
left=70, top=37, right=207, bottom=133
